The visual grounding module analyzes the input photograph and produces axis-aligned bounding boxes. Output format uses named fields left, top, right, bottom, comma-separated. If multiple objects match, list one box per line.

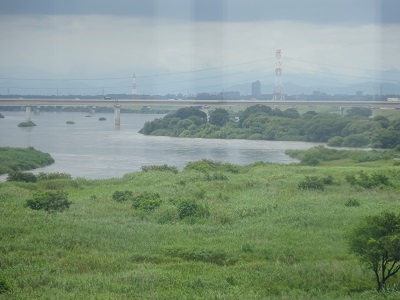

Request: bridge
left=0, top=98, right=397, bottom=126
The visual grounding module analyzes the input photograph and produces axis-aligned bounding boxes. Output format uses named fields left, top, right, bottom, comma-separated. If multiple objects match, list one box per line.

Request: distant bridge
left=1, top=98, right=397, bottom=127
left=0, top=98, right=397, bottom=108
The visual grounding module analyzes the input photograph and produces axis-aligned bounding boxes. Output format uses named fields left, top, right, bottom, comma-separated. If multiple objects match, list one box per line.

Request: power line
left=0, top=58, right=274, bottom=82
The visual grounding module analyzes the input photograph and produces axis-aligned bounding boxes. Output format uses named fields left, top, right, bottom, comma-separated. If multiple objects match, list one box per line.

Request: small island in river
left=0, top=147, right=54, bottom=175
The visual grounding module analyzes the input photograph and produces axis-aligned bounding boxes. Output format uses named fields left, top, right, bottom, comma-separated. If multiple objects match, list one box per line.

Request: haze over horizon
left=0, top=0, right=399, bottom=96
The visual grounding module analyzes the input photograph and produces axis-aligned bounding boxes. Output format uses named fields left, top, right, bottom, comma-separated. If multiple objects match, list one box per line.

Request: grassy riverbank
left=1, top=157, right=400, bottom=299
left=0, top=147, right=54, bottom=175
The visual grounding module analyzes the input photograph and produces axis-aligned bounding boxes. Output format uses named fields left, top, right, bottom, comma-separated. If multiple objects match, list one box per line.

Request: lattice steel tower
left=132, top=73, right=137, bottom=97
left=273, top=49, right=284, bottom=100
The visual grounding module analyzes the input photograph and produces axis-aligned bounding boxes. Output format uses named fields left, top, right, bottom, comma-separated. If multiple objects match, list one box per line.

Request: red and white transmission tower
left=273, top=49, right=284, bottom=100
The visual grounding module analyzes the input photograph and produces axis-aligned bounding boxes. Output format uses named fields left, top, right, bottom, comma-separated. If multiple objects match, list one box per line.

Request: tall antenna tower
left=132, top=73, right=137, bottom=97
left=273, top=49, right=284, bottom=100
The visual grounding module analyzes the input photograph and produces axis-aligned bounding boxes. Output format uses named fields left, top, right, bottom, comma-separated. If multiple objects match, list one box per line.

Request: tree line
left=139, top=105, right=400, bottom=149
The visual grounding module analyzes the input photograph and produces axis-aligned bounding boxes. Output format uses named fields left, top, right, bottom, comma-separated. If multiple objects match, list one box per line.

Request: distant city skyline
left=0, top=0, right=399, bottom=95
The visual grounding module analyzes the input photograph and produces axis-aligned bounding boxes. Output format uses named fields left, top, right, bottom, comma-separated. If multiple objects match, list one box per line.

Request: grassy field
left=1, top=159, right=400, bottom=299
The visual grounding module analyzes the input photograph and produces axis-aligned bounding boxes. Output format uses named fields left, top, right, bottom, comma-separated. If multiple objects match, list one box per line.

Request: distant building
left=356, top=91, right=364, bottom=96
left=252, top=80, right=261, bottom=97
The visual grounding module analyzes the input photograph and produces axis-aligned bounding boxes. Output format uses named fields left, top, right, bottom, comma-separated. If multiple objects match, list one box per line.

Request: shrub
left=177, top=199, right=210, bottom=219
left=154, top=205, right=179, bottom=224
left=203, top=172, right=228, bottom=181
left=39, top=179, right=79, bottom=190
left=7, top=171, right=37, bottom=183
left=298, top=176, right=325, bottom=190
left=25, top=190, right=72, bottom=213
left=345, top=171, right=390, bottom=189
left=112, top=190, right=133, bottom=202
left=184, top=159, right=239, bottom=173
left=132, top=192, right=162, bottom=211
left=322, top=175, right=334, bottom=185
left=141, top=164, right=178, bottom=174
left=0, top=274, right=12, bottom=294
left=345, top=198, right=360, bottom=207
left=37, top=172, right=72, bottom=180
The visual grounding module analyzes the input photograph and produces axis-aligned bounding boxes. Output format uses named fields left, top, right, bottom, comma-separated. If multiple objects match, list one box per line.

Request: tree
left=370, top=129, right=400, bottom=149
left=346, top=107, right=372, bottom=118
left=170, top=107, right=207, bottom=122
left=238, top=105, right=272, bottom=127
left=348, top=212, right=400, bottom=291
left=209, top=108, right=229, bottom=126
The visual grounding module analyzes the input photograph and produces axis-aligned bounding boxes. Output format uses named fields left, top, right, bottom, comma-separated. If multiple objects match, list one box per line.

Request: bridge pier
left=25, top=106, right=32, bottom=122
left=114, top=104, right=121, bottom=127
left=34, top=106, right=41, bottom=115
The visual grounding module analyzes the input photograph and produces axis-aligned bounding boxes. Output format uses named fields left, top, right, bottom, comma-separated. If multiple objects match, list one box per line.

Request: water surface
left=0, top=111, right=320, bottom=179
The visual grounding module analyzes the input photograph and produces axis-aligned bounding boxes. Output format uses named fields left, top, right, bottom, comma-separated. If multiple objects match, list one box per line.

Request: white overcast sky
left=0, top=0, right=399, bottom=95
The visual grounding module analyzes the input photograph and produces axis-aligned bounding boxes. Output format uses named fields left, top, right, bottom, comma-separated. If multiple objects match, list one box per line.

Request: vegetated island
left=17, top=121, right=37, bottom=127
left=0, top=147, right=54, bottom=175
left=1, top=151, right=400, bottom=298
left=139, top=105, right=400, bottom=149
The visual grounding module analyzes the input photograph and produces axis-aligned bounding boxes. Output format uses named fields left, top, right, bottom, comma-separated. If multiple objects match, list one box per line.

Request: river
left=0, top=111, right=320, bottom=179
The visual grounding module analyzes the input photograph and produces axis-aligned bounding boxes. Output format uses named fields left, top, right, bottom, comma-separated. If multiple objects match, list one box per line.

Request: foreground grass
left=0, top=147, right=54, bottom=175
left=1, top=160, right=400, bottom=299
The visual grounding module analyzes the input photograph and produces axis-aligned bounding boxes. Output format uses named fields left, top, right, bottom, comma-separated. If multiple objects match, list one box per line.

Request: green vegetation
left=141, top=164, right=179, bottom=174
left=349, top=212, right=400, bottom=291
left=132, top=191, right=162, bottom=211
left=1, top=157, right=400, bottom=299
left=286, top=145, right=400, bottom=166
left=112, top=190, right=134, bottom=202
left=25, top=190, right=72, bottom=213
left=0, top=275, right=12, bottom=294
left=0, top=147, right=54, bottom=175
left=140, top=105, right=400, bottom=149
left=17, top=121, right=36, bottom=127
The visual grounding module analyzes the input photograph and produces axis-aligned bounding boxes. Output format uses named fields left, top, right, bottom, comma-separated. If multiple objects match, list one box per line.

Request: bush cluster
left=141, top=164, right=178, bottom=174
left=112, top=190, right=133, bottom=202
left=178, top=199, right=210, bottom=220
left=287, top=145, right=399, bottom=165
left=345, top=171, right=390, bottom=188
left=298, top=175, right=335, bottom=190
left=132, top=192, right=162, bottom=211
left=36, top=172, right=72, bottom=180
left=7, top=171, right=37, bottom=183
left=7, top=171, right=72, bottom=183
left=25, top=190, right=72, bottom=213
left=345, top=198, right=360, bottom=207
left=184, top=159, right=239, bottom=173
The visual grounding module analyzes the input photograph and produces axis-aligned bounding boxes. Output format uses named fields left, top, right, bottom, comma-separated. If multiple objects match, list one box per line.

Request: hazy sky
left=0, top=0, right=399, bottom=95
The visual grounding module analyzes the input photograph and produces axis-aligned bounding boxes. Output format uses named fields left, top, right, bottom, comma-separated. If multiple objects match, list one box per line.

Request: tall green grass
left=1, top=161, right=400, bottom=299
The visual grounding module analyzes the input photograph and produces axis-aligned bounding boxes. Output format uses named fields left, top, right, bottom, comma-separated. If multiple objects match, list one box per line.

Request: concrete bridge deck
left=0, top=98, right=397, bottom=108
